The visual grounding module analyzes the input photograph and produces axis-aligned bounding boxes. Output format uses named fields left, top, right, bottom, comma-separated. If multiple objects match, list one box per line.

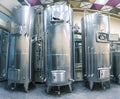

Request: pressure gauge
left=97, top=32, right=108, bottom=42
left=98, top=34, right=105, bottom=40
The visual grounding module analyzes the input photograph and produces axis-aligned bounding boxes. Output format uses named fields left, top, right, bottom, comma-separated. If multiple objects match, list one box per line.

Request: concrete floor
left=0, top=81, right=120, bottom=99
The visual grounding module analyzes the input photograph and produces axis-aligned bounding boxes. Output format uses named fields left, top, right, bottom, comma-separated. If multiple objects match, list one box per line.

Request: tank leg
left=7, top=81, right=16, bottom=90
left=102, top=82, right=106, bottom=90
left=7, top=82, right=11, bottom=90
left=8, top=81, right=11, bottom=86
left=106, top=81, right=110, bottom=88
left=89, top=82, right=94, bottom=90
left=57, top=86, right=60, bottom=96
left=24, top=83, right=29, bottom=93
left=69, top=84, right=72, bottom=93
left=10, top=83, right=16, bottom=90
left=118, top=77, right=120, bottom=84
left=46, top=86, right=51, bottom=93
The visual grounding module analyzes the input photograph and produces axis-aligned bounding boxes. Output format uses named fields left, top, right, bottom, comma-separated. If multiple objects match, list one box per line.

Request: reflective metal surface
left=51, top=70, right=66, bottom=83
left=112, top=52, right=120, bottom=83
left=74, top=32, right=83, bottom=81
left=8, top=6, right=35, bottom=92
left=44, top=2, right=73, bottom=93
left=110, top=35, right=120, bottom=84
left=82, top=13, right=110, bottom=89
left=0, top=29, right=9, bottom=81
left=33, top=6, right=45, bottom=83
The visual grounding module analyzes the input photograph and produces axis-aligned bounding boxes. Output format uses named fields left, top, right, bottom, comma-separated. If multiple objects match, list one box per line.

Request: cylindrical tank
left=111, top=41, right=120, bottom=84
left=33, top=7, right=45, bottom=83
left=74, top=32, right=83, bottom=81
left=82, top=13, right=110, bottom=90
left=112, top=51, right=120, bottom=83
left=44, top=2, right=74, bottom=93
left=0, top=29, right=9, bottom=81
left=8, top=6, right=35, bottom=92
left=13, top=5, right=35, bottom=35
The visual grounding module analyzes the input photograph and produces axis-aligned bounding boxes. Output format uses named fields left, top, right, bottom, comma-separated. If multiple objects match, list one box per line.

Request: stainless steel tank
left=108, top=34, right=119, bottom=82
left=82, top=13, right=111, bottom=90
left=51, top=70, right=66, bottom=83
left=110, top=34, right=120, bottom=84
left=0, top=29, right=9, bottom=81
left=33, top=6, right=45, bottom=83
left=112, top=51, right=120, bottom=83
left=74, top=32, right=83, bottom=81
left=44, top=2, right=74, bottom=93
left=8, top=6, right=36, bottom=92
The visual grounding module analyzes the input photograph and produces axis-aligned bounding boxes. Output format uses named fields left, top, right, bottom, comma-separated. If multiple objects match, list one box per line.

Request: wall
left=110, top=17, right=120, bottom=35
left=73, top=11, right=120, bottom=36
left=73, top=12, right=83, bottom=32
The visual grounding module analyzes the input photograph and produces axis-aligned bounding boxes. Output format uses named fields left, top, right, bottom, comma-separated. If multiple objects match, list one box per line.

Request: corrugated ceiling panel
left=0, top=0, right=21, bottom=11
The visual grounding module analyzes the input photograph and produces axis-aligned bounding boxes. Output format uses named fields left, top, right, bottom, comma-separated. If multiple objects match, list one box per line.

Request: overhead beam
left=0, top=4, right=12, bottom=17
left=73, top=8, right=120, bottom=19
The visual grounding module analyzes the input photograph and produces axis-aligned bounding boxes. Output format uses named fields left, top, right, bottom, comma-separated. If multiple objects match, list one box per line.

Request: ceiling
left=0, top=0, right=21, bottom=11
left=21, top=0, right=120, bottom=16
left=0, top=0, right=120, bottom=16
left=69, top=0, right=120, bottom=15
